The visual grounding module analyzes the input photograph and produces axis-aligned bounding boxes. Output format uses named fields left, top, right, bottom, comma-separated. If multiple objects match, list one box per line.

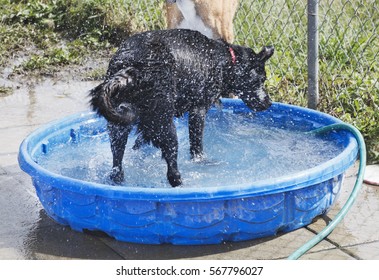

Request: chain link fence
left=109, top=0, right=379, bottom=161
left=235, top=0, right=378, bottom=112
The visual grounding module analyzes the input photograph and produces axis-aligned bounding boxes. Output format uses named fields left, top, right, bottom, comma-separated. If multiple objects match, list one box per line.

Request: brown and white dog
left=165, top=0, right=239, bottom=43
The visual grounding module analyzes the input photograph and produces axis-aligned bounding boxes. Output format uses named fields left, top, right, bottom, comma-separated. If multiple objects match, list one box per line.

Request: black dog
left=90, top=29, right=274, bottom=187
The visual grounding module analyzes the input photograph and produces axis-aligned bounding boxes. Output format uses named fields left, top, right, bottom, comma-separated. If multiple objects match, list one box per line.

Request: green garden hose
left=288, top=123, right=366, bottom=260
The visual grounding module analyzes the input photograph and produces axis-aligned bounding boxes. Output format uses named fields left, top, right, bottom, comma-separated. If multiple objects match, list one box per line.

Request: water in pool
left=37, top=111, right=343, bottom=188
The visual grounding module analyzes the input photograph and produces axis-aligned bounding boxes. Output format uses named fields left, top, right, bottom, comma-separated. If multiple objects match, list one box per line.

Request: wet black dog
left=90, top=29, right=274, bottom=187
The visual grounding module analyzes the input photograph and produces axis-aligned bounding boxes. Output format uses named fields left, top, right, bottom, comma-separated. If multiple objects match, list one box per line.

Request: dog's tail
left=89, top=67, right=137, bottom=124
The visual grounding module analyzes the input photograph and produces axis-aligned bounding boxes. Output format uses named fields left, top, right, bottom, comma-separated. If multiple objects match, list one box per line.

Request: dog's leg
left=140, top=106, right=182, bottom=187
left=108, top=122, right=131, bottom=184
left=189, top=107, right=207, bottom=160
left=159, top=121, right=182, bottom=187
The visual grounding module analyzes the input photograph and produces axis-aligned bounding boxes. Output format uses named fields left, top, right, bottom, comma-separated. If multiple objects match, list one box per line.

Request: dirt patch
left=0, top=50, right=111, bottom=104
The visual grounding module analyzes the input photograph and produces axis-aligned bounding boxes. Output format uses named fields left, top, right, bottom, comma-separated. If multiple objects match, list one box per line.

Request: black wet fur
left=89, top=29, right=274, bottom=187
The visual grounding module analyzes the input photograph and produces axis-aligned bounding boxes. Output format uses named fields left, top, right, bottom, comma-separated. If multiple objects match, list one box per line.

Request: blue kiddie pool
left=18, top=99, right=359, bottom=245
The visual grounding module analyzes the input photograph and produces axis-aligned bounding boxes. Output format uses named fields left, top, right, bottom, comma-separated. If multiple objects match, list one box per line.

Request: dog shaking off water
left=90, top=29, right=274, bottom=187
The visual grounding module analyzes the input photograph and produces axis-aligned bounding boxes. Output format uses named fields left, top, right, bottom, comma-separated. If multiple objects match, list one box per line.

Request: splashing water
left=36, top=110, right=343, bottom=189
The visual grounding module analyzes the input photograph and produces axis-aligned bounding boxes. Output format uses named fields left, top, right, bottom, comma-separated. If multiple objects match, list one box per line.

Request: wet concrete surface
left=1, top=71, right=379, bottom=260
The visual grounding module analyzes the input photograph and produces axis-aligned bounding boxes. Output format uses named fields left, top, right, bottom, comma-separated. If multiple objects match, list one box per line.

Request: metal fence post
left=307, top=0, right=319, bottom=109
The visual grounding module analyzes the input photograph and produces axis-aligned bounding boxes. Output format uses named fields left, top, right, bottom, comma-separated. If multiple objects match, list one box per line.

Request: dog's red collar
left=229, top=47, right=236, bottom=64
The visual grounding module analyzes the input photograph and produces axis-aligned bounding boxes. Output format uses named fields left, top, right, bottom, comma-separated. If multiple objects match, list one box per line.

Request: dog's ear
left=231, top=45, right=255, bottom=63
left=258, top=46, right=274, bottom=62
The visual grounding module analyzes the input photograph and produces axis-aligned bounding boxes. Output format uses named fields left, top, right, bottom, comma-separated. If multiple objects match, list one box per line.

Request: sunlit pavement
left=1, top=77, right=379, bottom=260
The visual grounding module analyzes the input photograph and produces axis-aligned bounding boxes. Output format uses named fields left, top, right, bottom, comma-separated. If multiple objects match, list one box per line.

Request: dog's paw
left=110, top=167, right=124, bottom=184
left=190, top=152, right=205, bottom=162
left=168, top=171, right=182, bottom=188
